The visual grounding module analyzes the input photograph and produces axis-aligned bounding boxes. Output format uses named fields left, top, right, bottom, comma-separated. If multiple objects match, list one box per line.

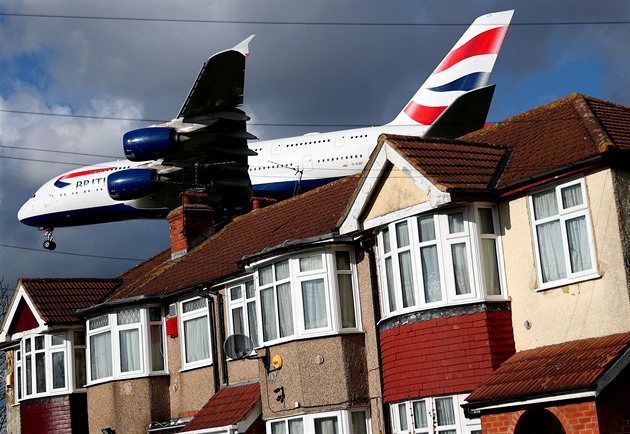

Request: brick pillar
left=167, top=204, right=214, bottom=259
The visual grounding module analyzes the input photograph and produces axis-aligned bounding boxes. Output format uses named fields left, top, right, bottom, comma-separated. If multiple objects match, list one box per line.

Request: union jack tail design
left=388, top=10, right=514, bottom=126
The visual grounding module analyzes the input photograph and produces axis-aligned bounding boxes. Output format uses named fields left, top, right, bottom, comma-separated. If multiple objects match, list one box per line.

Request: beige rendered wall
left=500, top=169, right=630, bottom=351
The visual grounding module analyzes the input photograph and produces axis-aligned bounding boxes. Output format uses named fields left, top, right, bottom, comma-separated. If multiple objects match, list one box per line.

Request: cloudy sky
left=1, top=0, right=628, bottom=289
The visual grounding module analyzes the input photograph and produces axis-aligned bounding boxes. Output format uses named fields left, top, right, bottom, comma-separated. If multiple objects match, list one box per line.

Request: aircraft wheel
left=43, top=240, right=57, bottom=251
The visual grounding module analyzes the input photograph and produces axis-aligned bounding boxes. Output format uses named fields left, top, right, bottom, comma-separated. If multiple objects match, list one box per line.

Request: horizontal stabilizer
left=423, top=85, right=495, bottom=139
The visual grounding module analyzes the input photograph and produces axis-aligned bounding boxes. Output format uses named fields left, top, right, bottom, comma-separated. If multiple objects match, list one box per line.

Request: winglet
left=233, top=35, right=255, bottom=57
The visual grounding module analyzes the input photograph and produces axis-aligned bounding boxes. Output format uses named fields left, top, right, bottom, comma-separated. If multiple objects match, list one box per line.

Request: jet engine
left=123, top=127, right=188, bottom=162
left=108, top=168, right=159, bottom=201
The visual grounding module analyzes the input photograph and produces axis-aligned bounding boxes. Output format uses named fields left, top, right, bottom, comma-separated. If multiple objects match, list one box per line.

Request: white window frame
left=179, top=297, right=213, bottom=371
left=252, top=247, right=361, bottom=347
left=528, top=176, right=599, bottom=290
left=390, top=394, right=481, bottom=434
left=16, top=330, right=85, bottom=401
left=227, top=277, right=259, bottom=349
left=377, top=204, right=506, bottom=319
left=86, top=306, right=167, bottom=385
left=267, top=408, right=371, bottom=434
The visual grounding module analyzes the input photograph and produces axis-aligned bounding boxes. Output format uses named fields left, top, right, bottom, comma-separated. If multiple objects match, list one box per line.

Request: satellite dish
left=223, top=334, right=255, bottom=360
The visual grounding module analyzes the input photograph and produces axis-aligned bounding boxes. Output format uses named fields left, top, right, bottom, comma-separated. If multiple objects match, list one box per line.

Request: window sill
left=535, top=272, right=601, bottom=292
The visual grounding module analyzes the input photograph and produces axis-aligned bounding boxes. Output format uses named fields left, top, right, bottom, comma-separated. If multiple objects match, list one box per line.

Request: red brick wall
left=380, top=306, right=514, bottom=403
left=20, top=394, right=88, bottom=434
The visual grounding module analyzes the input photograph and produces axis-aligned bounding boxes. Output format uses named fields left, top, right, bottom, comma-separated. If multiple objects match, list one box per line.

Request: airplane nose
left=17, top=197, right=34, bottom=225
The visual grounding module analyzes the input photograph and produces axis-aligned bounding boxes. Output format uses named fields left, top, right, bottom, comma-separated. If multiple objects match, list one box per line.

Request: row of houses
left=1, top=92, right=629, bottom=433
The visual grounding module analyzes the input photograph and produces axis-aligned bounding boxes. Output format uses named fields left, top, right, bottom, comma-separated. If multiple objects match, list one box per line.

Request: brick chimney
left=167, top=194, right=215, bottom=260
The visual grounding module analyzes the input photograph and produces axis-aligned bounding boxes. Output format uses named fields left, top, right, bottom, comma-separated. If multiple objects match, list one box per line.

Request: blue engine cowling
left=108, top=169, right=158, bottom=201
left=123, top=127, right=184, bottom=161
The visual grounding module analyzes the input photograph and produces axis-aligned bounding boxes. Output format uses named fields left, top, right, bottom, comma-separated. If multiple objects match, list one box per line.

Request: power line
left=0, top=144, right=120, bottom=159
left=1, top=12, right=628, bottom=26
left=0, top=243, right=147, bottom=262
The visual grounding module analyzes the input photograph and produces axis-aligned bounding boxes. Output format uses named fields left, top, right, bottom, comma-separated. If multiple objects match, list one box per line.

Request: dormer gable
left=0, top=286, right=46, bottom=342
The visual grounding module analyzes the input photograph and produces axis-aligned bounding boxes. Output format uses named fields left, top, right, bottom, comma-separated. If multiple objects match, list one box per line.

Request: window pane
left=435, top=397, right=456, bottom=425
left=338, top=274, right=356, bottom=328
left=396, top=221, right=410, bottom=248
left=260, top=265, right=274, bottom=286
left=151, top=324, right=165, bottom=371
left=351, top=411, right=368, bottom=434
left=35, top=336, right=44, bottom=350
left=561, top=183, right=583, bottom=209
left=566, top=216, right=592, bottom=272
left=184, top=316, right=210, bottom=363
left=277, top=282, right=294, bottom=337
left=421, top=245, right=442, bottom=303
left=89, top=315, right=109, bottom=330
left=382, top=228, right=391, bottom=254
left=230, top=285, right=242, bottom=301
left=74, top=347, right=86, bottom=388
left=418, top=215, right=436, bottom=242
left=533, top=189, right=558, bottom=220
left=120, top=329, right=141, bottom=372
left=481, top=239, right=501, bottom=295
left=302, top=278, right=328, bottom=330
left=117, top=308, right=141, bottom=325
left=478, top=208, right=495, bottom=234
left=335, top=251, right=351, bottom=270
left=300, top=254, right=323, bottom=272
left=90, top=332, right=112, bottom=380
left=261, top=288, right=278, bottom=341
left=25, top=355, right=32, bottom=395
left=451, top=243, right=472, bottom=295
left=25, top=339, right=31, bottom=353
left=247, top=301, right=260, bottom=347
left=399, top=251, right=415, bottom=307
left=448, top=212, right=465, bottom=234
left=314, top=416, right=338, bottom=434
left=183, top=297, right=206, bottom=313
left=537, top=220, right=567, bottom=282
left=385, top=257, right=397, bottom=312
left=74, top=331, right=86, bottom=346
left=17, top=366, right=22, bottom=400
left=245, top=279, right=255, bottom=298
left=51, top=334, right=64, bottom=346
left=276, top=260, right=290, bottom=280
left=232, top=306, right=245, bottom=335
left=149, top=306, right=162, bottom=322
left=288, top=418, right=304, bottom=434
left=413, top=401, right=428, bottom=428
left=35, top=353, right=46, bottom=393
left=397, top=404, right=408, bottom=431
left=52, top=351, right=65, bottom=389
left=271, top=421, right=286, bottom=434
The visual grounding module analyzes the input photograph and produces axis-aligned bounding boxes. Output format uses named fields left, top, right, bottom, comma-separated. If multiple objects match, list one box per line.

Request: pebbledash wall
left=379, top=304, right=515, bottom=404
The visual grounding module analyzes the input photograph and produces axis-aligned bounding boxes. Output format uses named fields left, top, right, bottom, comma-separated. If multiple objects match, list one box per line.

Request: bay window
left=267, top=409, right=370, bottom=434
left=180, top=297, right=212, bottom=369
left=86, top=306, right=166, bottom=384
left=378, top=205, right=505, bottom=318
left=229, top=248, right=360, bottom=347
left=16, top=330, right=86, bottom=401
left=391, top=394, right=480, bottom=434
left=529, top=177, right=598, bottom=289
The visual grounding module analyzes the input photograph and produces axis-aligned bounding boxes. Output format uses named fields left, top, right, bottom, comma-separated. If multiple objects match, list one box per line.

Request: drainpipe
left=216, top=292, right=229, bottom=387
left=361, top=236, right=391, bottom=434
left=207, top=296, right=220, bottom=393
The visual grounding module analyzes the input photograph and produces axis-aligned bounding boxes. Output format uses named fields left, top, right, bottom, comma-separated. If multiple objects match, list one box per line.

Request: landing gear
left=40, top=227, right=57, bottom=251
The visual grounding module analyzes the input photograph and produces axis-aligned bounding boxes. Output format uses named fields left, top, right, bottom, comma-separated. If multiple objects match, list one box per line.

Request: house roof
left=465, top=332, right=630, bottom=409
left=107, top=174, right=361, bottom=301
left=382, top=136, right=510, bottom=191
left=179, top=382, right=260, bottom=432
left=462, top=93, right=630, bottom=189
left=17, top=278, right=121, bottom=325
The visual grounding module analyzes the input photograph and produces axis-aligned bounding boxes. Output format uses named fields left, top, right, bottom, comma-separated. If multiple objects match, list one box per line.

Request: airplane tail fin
left=387, top=10, right=513, bottom=127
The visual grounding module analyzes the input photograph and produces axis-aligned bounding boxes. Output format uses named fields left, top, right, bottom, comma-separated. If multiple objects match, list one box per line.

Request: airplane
left=18, top=10, right=514, bottom=250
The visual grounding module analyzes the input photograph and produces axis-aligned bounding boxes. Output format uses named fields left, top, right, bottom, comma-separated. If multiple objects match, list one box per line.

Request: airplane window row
left=316, top=155, right=363, bottom=163
left=349, top=134, right=368, bottom=140
left=285, top=138, right=332, bottom=147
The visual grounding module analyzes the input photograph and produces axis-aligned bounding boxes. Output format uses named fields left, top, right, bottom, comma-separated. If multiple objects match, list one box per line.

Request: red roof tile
left=384, top=136, right=509, bottom=190
left=109, top=175, right=361, bottom=300
left=463, top=94, right=630, bottom=189
left=19, top=278, right=121, bottom=324
left=180, top=382, right=260, bottom=432
left=466, top=332, right=630, bottom=405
